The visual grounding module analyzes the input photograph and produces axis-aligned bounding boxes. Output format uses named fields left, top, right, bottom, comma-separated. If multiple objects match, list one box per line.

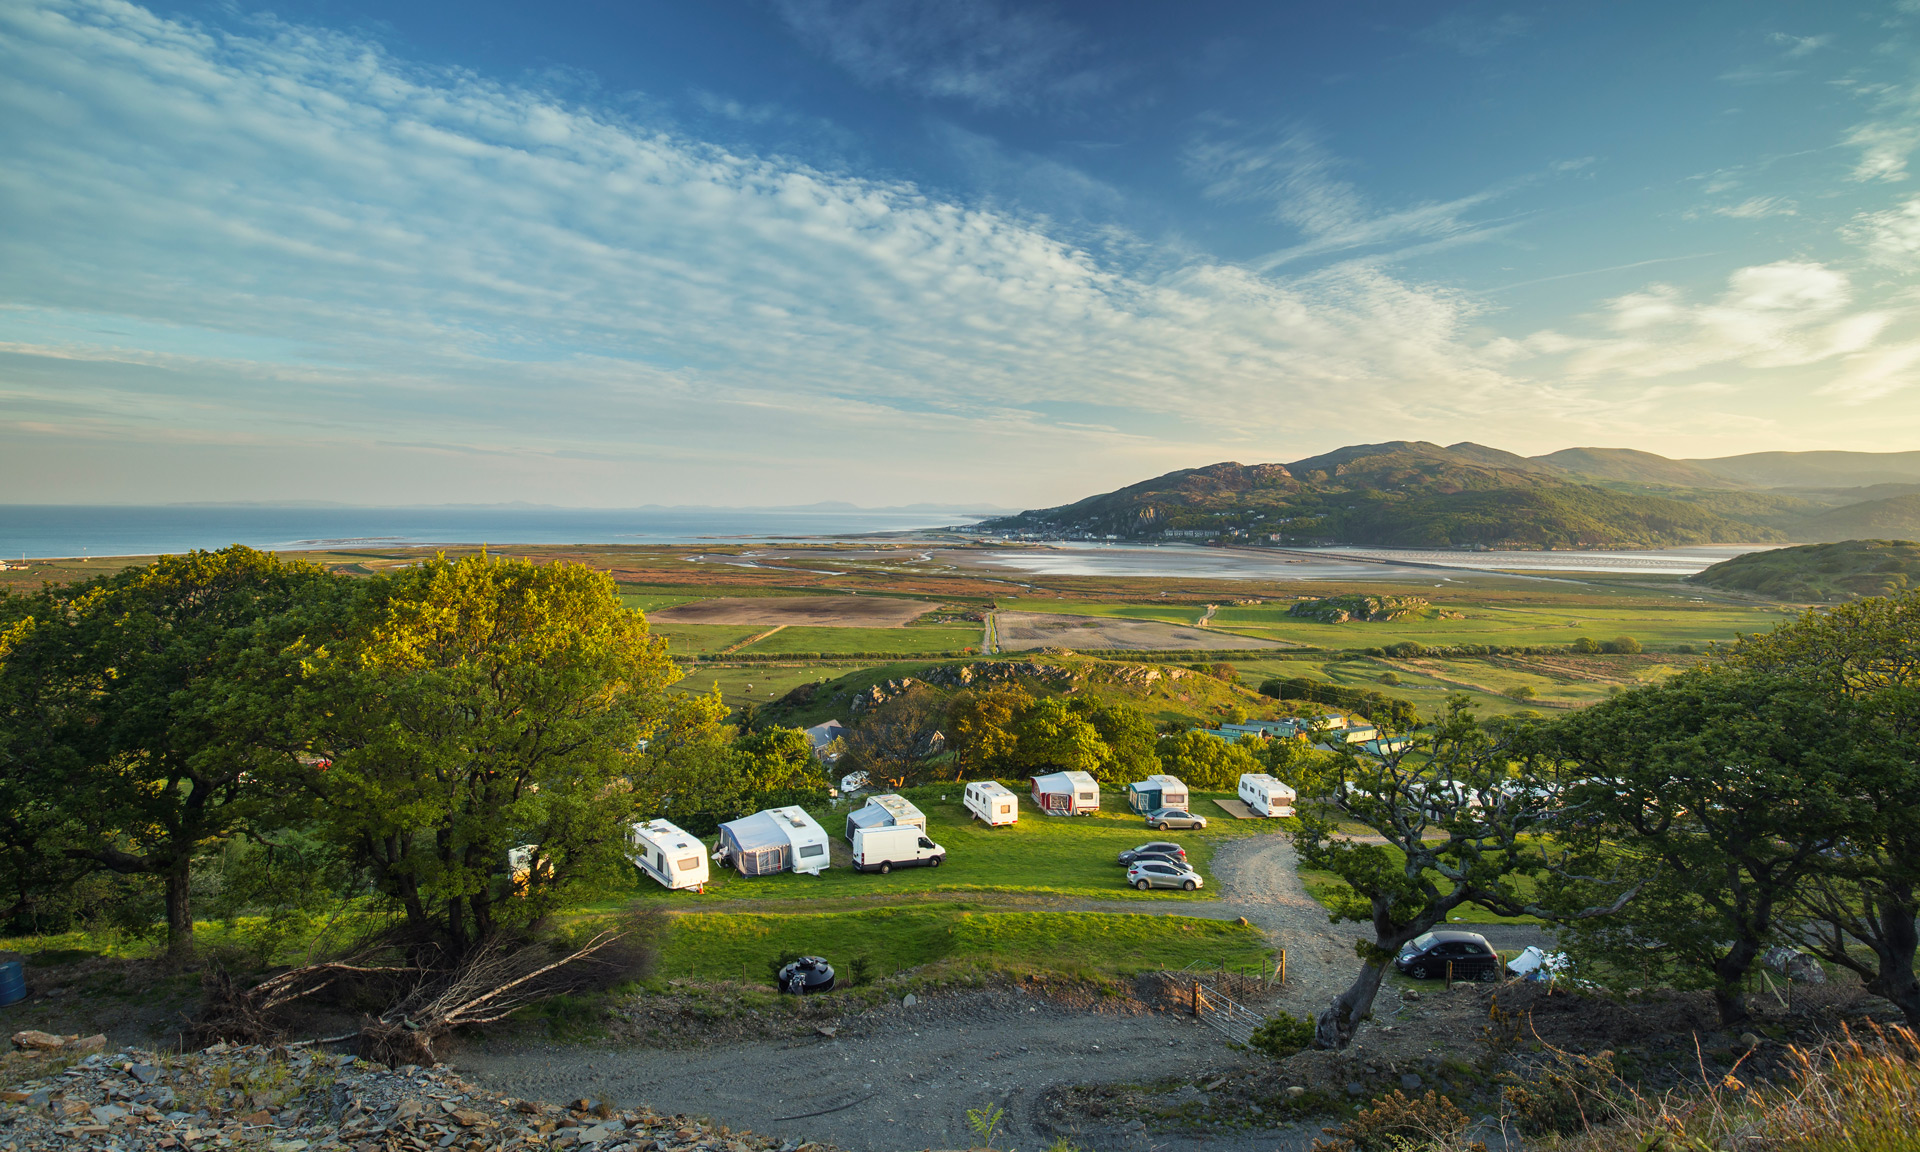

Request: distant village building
left=804, top=719, right=847, bottom=763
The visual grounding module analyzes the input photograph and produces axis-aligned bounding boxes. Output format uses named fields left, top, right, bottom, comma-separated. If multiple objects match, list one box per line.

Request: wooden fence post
left=1446, top=960, right=1454, bottom=990
left=1279, top=949, right=1287, bottom=987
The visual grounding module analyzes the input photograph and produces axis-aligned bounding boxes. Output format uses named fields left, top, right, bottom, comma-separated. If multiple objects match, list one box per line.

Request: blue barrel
left=0, top=961, right=25, bottom=1006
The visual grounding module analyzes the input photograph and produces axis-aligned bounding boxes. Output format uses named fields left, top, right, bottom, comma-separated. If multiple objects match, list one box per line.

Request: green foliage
left=1289, top=595, right=1431, bottom=623
left=0, top=546, right=335, bottom=953
left=1158, top=730, right=1261, bottom=789
left=299, top=553, right=677, bottom=953
left=1377, top=672, right=1402, bottom=686
left=1506, top=685, right=1536, bottom=700
left=1692, top=541, right=1920, bottom=602
left=1571, top=636, right=1601, bottom=653
left=1598, top=635, right=1642, bottom=654
left=1247, top=1011, right=1316, bottom=1059
left=1547, top=669, right=1889, bottom=1025
left=1259, top=677, right=1418, bottom=730
left=966, top=1103, right=1006, bottom=1150
left=1498, top=1048, right=1627, bottom=1136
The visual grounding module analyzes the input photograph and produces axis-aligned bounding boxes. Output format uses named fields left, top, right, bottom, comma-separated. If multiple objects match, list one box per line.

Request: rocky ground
left=0, top=1039, right=818, bottom=1152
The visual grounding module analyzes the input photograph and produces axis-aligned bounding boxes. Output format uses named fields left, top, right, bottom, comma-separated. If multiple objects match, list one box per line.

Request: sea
left=0, top=505, right=994, bottom=560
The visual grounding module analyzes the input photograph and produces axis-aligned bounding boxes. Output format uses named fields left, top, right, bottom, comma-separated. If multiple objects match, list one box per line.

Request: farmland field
left=735, top=624, right=979, bottom=655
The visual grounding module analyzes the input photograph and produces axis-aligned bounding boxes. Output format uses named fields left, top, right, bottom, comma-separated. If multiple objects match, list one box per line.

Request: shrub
left=1571, top=637, right=1601, bottom=654
left=1498, top=1047, right=1627, bottom=1136
left=1384, top=641, right=1427, bottom=658
left=1598, top=635, right=1642, bottom=654
left=1506, top=685, right=1537, bottom=701
left=1247, top=1011, right=1316, bottom=1059
left=1210, top=662, right=1239, bottom=682
left=1312, top=1090, right=1484, bottom=1152
left=1377, top=672, right=1401, bottom=686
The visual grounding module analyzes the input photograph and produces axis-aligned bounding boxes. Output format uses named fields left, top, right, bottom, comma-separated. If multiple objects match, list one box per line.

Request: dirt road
left=448, top=832, right=1549, bottom=1151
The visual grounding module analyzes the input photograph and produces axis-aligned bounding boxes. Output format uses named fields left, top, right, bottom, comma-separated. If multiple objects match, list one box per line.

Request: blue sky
left=3, top=0, right=1918, bottom=507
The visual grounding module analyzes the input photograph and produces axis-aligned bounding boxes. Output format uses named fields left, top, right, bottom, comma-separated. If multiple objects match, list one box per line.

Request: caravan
left=963, top=780, right=1018, bottom=826
left=844, top=794, right=927, bottom=842
left=1032, top=771, right=1100, bottom=816
left=715, top=806, right=833, bottom=876
left=1237, top=773, right=1297, bottom=817
left=1126, top=774, right=1189, bottom=814
left=627, top=819, right=710, bottom=891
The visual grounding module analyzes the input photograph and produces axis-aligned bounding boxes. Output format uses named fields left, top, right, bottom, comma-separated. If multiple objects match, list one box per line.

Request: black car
left=1394, top=931, right=1500, bottom=982
left=1118, top=841, right=1188, bottom=866
left=776, top=956, right=836, bottom=994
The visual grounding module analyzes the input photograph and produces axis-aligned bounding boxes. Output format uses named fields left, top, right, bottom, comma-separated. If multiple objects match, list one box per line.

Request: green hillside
left=984, top=441, right=1780, bottom=549
left=1687, top=539, right=1920, bottom=601
left=1786, top=494, right=1920, bottom=543
left=1530, top=446, right=1737, bottom=488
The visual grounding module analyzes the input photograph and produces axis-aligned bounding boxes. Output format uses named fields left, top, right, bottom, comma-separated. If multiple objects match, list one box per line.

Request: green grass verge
left=657, top=903, right=1269, bottom=982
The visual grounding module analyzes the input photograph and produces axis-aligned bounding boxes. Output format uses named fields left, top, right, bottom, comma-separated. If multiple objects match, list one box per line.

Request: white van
left=627, top=819, right=710, bottom=891
left=851, top=824, right=946, bottom=874
left=1237, top=773, right=1297, bottom=817
left=964, top=780, right=1018, bottom=826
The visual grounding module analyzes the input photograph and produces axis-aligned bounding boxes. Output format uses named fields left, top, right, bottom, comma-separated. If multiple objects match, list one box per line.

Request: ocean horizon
left=0, top=504, right=1001, bottom=560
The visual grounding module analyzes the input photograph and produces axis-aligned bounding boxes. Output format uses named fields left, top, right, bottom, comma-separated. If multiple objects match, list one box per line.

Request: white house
left=805, top=720, right=848, bottom=762
left=963, top=780, right=1018, bottom=826
left=1031, top=770, right=1100, bottom=816
left=627, top=819, right=710, bottom=890
left=1237, top=773, right=1297, bottom=817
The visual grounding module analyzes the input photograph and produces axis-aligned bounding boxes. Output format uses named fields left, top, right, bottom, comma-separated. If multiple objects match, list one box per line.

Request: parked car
left=1126, top=860, right=1203, bottom=891
left=776, top=956, right=836, bottom=994
left=1146, top=808, right=1208, bottom=831
left=1394, top=931, right=1500, bottom=981
left=1117, top=841, right=1187, bottom=866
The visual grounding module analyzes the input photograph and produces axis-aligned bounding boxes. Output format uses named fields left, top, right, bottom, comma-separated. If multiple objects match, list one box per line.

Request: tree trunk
left=164, top=856, right=194, bottom=959
left=1712, top=937, right=1764, bottom=1027
left=1866, top=897, right=1920, bottom=1028
left=1316, top=958, right=1390, bottom=1050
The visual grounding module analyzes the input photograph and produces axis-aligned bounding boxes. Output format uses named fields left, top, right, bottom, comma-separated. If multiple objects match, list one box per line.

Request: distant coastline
left=0, top=505, right=1002, bottom=560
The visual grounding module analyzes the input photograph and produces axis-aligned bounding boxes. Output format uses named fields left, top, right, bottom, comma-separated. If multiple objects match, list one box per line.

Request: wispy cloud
left=1845, top=80, right=1920, bottom=182
left=1701, top=196, right=1799, bottom=220
left=0, top=0, right=1532, bottom=503
left=1768, top=31, right=1833, bottom=57
left=1186, top=126, right=1529, bottom=269
left=1417, top=10, right=1532, bottom=57
left=1844, top=194, right=1920, bottom=269
left=770, top=0, right=1114, bottom=113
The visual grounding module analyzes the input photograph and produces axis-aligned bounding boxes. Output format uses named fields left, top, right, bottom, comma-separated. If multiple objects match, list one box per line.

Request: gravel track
left=448, top=831, right=1550, bottom=1151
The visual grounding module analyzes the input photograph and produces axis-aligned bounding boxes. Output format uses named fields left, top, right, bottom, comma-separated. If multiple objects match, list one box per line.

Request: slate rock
left=1400, top=1074, right=1424, bottom=1092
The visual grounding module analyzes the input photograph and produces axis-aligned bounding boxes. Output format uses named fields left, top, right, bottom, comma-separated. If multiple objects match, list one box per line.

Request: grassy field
left=1227, top=651, right=1700, bottom=718
left=736, top=624, right=980, bottom=655
left=650, top=623, right=768, bottom=656
left=673, top=665, right=840, bottom=710
left=624, top=787, right=1279, bottom=906
left=657, top=904, right=1268, bottom=982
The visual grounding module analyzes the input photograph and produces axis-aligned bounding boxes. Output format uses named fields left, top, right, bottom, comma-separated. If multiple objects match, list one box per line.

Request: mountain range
left=978, top=442, right=1920, bottom=550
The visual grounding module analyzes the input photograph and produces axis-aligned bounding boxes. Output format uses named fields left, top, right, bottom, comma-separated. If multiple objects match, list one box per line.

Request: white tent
left=627, top=819, right=710, bottom=890
left=1031, top=771, right=1099, bottom=815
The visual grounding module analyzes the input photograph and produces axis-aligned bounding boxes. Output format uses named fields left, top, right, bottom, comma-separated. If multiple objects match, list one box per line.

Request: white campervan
left=850, top=824, right=945, bottom=874
left=964, top=780, right=1018, bottom=826
left=1237, top=773, right=1298, bottom=817
left=627, top=819, right=710, bottom=891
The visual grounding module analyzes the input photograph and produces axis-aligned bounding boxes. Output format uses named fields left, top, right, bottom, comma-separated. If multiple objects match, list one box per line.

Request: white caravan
left=715, top=806, right=833, bottom=876
left=843, top=793, right=927, bottom=842
left=1237, top=773, right=1298, bottom=817
left=850, top=824, right=946, bottom=873
left=963, top=780, right=1019, bottom=826
left=1032, top=770, right=1100, bottom=815
left=627, top=819, right=710, bottom=891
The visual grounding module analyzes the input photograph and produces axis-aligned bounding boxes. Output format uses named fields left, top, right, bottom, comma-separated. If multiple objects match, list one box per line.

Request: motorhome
left=1031, top=770, right=1100, bottom=815
left=715, top=806, right=833, bottom=876
left=963, top=780, right=1018, bottom=826
left=844, top=793, right=927, bottom=842
left=850, top=824, right=946, bottom=873
left=1237, top=773, right=1297, bottom=818
left=627, top=818, right=710, bottom=890
left=1126, top=774, right=1189, bottom=814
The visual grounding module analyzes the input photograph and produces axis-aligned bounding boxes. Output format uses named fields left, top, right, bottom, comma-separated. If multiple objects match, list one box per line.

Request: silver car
left=1146, top=807, right=1208, bottom=831
left=1126, top=860, right=1203, bottom=891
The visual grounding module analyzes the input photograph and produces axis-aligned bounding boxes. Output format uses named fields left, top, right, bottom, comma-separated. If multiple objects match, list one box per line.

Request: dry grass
left=1549, top=1022, right=1920, bottom=1152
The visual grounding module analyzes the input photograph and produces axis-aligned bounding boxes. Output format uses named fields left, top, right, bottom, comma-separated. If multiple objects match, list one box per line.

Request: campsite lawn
left=620, top=788, right=1284, bottom=907
left=656, top=904, right=1268, bottom=983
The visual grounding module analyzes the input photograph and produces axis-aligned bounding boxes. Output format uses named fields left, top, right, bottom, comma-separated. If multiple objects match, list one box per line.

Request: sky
left=2, top=0, right=1919, bottom=508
